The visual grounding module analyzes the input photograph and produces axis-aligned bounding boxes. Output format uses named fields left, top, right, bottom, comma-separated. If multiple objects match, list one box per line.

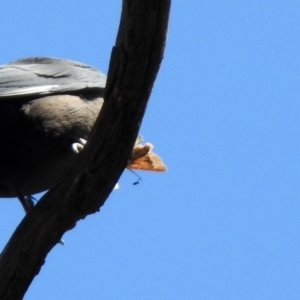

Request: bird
left=0, top=57, right=166, bottom=208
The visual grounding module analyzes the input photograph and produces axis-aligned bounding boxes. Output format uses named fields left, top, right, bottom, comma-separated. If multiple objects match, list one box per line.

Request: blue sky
left=1, top=1, right=300, bottom=299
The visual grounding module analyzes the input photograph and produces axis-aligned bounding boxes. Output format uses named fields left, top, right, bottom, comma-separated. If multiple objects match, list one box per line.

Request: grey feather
left=0, top=57, right=106, bottom=98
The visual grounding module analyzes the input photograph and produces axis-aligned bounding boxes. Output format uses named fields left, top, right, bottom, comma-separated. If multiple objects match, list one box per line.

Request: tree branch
left=0, top=0, right=171, bottom=299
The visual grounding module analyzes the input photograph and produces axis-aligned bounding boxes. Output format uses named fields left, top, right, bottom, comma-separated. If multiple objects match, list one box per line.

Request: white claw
left=72, top=138, right=87, bottom=153
left=72, top=142, right=84, bottom=153
left=114, top=183, right=119, bottom=190
left=79, top=138, right=87, bottom=145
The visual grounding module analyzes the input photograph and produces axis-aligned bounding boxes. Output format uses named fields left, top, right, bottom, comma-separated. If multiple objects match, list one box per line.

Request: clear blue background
left=1, top=1, right=300, bottom=299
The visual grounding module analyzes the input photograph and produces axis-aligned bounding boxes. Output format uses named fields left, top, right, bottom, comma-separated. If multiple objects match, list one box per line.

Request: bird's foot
left=15, top=189, right=36, bottom=214
left=71, top=138, right=119, bottom=190
left=15, top=190, right=65, bottom=245
left=72, top=138, right=87, bottom=154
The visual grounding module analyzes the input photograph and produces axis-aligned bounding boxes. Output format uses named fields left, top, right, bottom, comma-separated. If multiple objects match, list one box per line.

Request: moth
left=127, top=137, right=167, bottom=172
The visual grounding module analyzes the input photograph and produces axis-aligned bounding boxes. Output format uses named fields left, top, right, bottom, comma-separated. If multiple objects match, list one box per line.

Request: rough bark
left=0, top=0, right=171, bottom=299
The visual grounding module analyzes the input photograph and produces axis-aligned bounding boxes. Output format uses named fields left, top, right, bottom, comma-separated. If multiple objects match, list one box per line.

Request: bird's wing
left=0, top=57, right=107, bottom=98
